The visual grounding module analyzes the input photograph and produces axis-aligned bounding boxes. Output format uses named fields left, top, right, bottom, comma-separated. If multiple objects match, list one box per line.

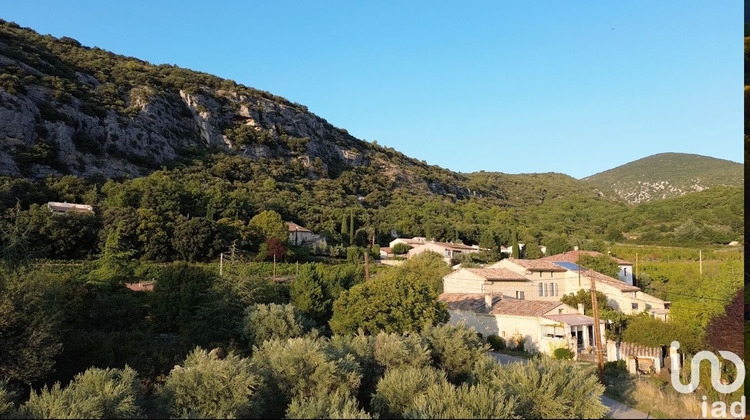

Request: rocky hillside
left=0, top=19, right=376, bottom=180
left=0, top=20, right=606, bottom=205
left=582, top=153, right=743, bottom=204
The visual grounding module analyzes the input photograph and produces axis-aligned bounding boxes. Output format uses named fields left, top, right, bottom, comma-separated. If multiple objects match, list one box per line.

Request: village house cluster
left=384, top=235, right=672, bottom=374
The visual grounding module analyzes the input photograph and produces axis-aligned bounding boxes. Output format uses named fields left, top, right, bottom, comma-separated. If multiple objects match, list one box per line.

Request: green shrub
left=604, top=360, right=628, bottom=378
left=487, top=335, right=505, bottom=351
left=327, top=333, right=380, bottom=407
left=330, top=275, right=448, bottom=335
left=158, top=347, right=262, bottom=419
left=250, top=335, right=361, bottom=418
left=0, top=379, right=17, bottom=418
left=422, top=322, right=489, bottom=383
left=373, top=332, right=431, bottom=371
left=371, top=366, right=448, bottom=418
left=242, top=303, right=315, bottom=347
left=286, top=390, right=372, bottom=419
left=475, top=357, right=607, bottom=419
left=552, top=348, right=574, bottom=360
left=404, top=381, right=517, bottom=419
left=19, top=366, right=143, bottom=419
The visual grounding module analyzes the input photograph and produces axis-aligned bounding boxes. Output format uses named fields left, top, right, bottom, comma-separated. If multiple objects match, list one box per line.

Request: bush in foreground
left=19, top=367, right=143, bottom=419
left=371, top=366, right=448, bottom=418
left=158, top=348, right=262, bottom=419
left=472, top=356, right=607, bottom=419
left=422, top=322, right=488, bottom=383
left=286, top=390, right=372, bottom=419
left=405, top=381, right=517, bottom=419
left=250, top=335, right=361, bottom=418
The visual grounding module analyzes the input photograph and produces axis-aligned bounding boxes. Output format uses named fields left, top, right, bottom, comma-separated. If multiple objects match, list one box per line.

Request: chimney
left=577, top=303, right=585, bottom=315
left=484, top=294, right=497, bottom=310
left=574, top=245, right=579, bottom=251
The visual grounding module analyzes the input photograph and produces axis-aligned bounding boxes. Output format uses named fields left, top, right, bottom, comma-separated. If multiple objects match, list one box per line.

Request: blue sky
left=2, top=1, right=742, bottom=178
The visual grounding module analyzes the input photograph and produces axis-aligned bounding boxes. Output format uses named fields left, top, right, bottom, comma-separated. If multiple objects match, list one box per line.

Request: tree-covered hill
left=582, top=152, right=743, bottom=204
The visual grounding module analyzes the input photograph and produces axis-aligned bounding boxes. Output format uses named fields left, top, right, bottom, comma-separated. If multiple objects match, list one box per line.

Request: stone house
left=47, top=201, right=94, bottom=215
left=540, top=249, right=634, bottom=285
left=474, top=259, right=670, bottom=317
left=286, top=222, right=326, bottom=248
left=407, top=241, right=480, bottom=264
left=438, top=293, right=605, bottom=357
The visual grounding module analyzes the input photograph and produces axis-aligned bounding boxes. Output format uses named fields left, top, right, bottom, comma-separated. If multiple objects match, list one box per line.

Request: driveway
left=487, top=352, right=650, bottom=419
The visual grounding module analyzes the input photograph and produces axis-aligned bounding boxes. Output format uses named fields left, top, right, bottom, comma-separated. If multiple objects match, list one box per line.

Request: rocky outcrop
left=0, top=57, right=368, bottom=179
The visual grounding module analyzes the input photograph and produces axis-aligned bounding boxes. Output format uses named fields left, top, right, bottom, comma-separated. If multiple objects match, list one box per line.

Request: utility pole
left=231, top=240, right=236, bottom=261
left=364, top=247, right=370, bottom=281
left=589, top=272, right=606, bottom=385
left=219, top=252, right=224, bottom=277
left=634, top=253, right=638, bottom=286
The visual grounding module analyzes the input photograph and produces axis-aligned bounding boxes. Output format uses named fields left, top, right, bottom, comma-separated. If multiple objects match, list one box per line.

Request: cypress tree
left=349, top=210, right=354, bottom=246
left=290, top=265, right=329, bottom=323
left=511, top=230, right=520, bottom=259
left=341, top=214, right=348, bottom=245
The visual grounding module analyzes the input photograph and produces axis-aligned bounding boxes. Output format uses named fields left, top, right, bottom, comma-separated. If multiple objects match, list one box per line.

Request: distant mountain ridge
left=582, top=153, right=743, bottom=204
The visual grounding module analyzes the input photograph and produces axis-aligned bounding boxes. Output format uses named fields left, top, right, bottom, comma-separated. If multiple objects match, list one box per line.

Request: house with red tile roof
left=388, top=237, right=427, bottom=249
left=438, top=293, right=604, bottom=357
left=286, top=222, right=326, bottom=248
left=540, top=249, right=634, bottom=285
left=441, top=258, right=669, bottom=318
left=485, top=258, right=669, bottom=317
left=125, top=282, right=154, bottom=292
left=406, top=241, right=480, bottom=264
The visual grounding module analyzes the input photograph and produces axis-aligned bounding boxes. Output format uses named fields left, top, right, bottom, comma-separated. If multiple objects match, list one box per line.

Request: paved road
left=487, top=352, right=650, bottom=419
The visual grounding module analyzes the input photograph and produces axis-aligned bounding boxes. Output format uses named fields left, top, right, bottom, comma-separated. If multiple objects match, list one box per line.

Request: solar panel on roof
left=552, top=261, right=582, bottom=270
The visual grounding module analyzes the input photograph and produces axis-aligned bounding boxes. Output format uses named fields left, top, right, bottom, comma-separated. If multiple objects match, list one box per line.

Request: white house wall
left=442, top=270, right=486, bottom=294
left=496, top=315, right=544, bottom=353
left=618, top=265, right=634, bottom=285
left=446, top=309, right=499, bottom=337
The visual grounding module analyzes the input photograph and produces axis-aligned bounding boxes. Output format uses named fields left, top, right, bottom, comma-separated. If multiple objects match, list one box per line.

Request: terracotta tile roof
left=466, top=268, right=528, bottom=281
left=380, top=247, right=392, bottom=253
left=489, top=300, right=563, bottom=317
left=438, top=293, right=500, bottom=313
left=541, top=250, right=632, bottom=265
left=582, top=269, right=641, bottom=292
left=544, top=313, right=598, bottom=326
left=510, top=259, right=568, bottom=272
left=431, top=241, right=477, bottom=251
left=618, top=341, right=662, bottom=359
left=286, top=222, right=311, bottom=233
left=398, top=237, right=426, bottom=245
left=125, top=282, right=154, bottom=292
